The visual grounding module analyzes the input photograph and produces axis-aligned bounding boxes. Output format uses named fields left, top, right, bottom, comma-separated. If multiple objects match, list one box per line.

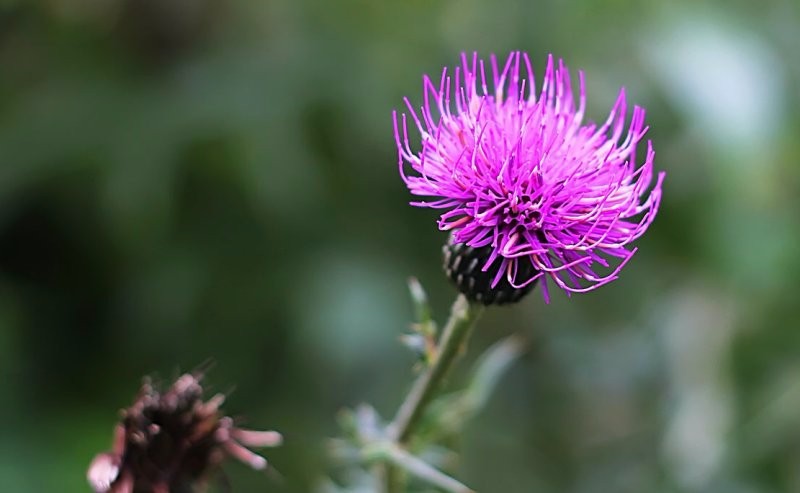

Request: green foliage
left=0, top=0, right=799, bottom=492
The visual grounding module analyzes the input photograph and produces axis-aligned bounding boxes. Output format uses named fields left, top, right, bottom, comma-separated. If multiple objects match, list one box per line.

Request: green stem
left=384, top=461, right=402, bottom=493
left=385, top=294, right=483, bottom=491
left=390, top=294, right=483, bottom=443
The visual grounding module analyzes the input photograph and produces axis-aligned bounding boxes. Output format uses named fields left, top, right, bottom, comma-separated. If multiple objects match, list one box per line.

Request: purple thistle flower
left=393, top=52, right=665, bottom=303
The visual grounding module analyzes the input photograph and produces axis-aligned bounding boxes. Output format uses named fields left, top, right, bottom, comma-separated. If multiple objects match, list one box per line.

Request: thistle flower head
left=394, top=52, right=664, bottom=303
left=87, top=371, right=282, bottom=493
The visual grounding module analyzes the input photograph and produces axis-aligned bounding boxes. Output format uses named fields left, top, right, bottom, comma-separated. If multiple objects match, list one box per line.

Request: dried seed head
left=88, top=371, right=282, bottom=493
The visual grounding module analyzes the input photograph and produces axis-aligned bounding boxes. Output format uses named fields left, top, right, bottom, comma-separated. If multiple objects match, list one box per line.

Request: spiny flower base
left=443, top=240, right=537, bottom=305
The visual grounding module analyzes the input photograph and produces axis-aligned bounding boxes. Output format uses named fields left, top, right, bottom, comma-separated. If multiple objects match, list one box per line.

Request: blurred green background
left=1, top=0, right=799, bottom=491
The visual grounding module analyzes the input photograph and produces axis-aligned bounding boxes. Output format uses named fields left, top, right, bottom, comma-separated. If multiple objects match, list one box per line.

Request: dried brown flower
left=87, top=371, right=281, bottom=493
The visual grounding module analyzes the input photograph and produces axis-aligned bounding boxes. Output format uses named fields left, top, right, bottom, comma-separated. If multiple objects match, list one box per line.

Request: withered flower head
left=87, top=371, right=282, bottom=493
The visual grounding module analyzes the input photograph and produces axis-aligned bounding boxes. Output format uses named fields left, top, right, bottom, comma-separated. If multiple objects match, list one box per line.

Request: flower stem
left=384, top=294, right=483, bottom=491
left=390, top=294, right=484, bottom=443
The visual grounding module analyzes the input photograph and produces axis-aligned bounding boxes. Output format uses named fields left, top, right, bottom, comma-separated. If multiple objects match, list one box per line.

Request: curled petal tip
left=87, top=453, right=120, bottom=493
left=232, top=428, right=284, bottom=448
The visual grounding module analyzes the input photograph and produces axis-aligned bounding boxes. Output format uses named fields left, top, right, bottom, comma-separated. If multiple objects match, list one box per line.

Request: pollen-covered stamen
left=501, top=191, right=545, bottom=228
